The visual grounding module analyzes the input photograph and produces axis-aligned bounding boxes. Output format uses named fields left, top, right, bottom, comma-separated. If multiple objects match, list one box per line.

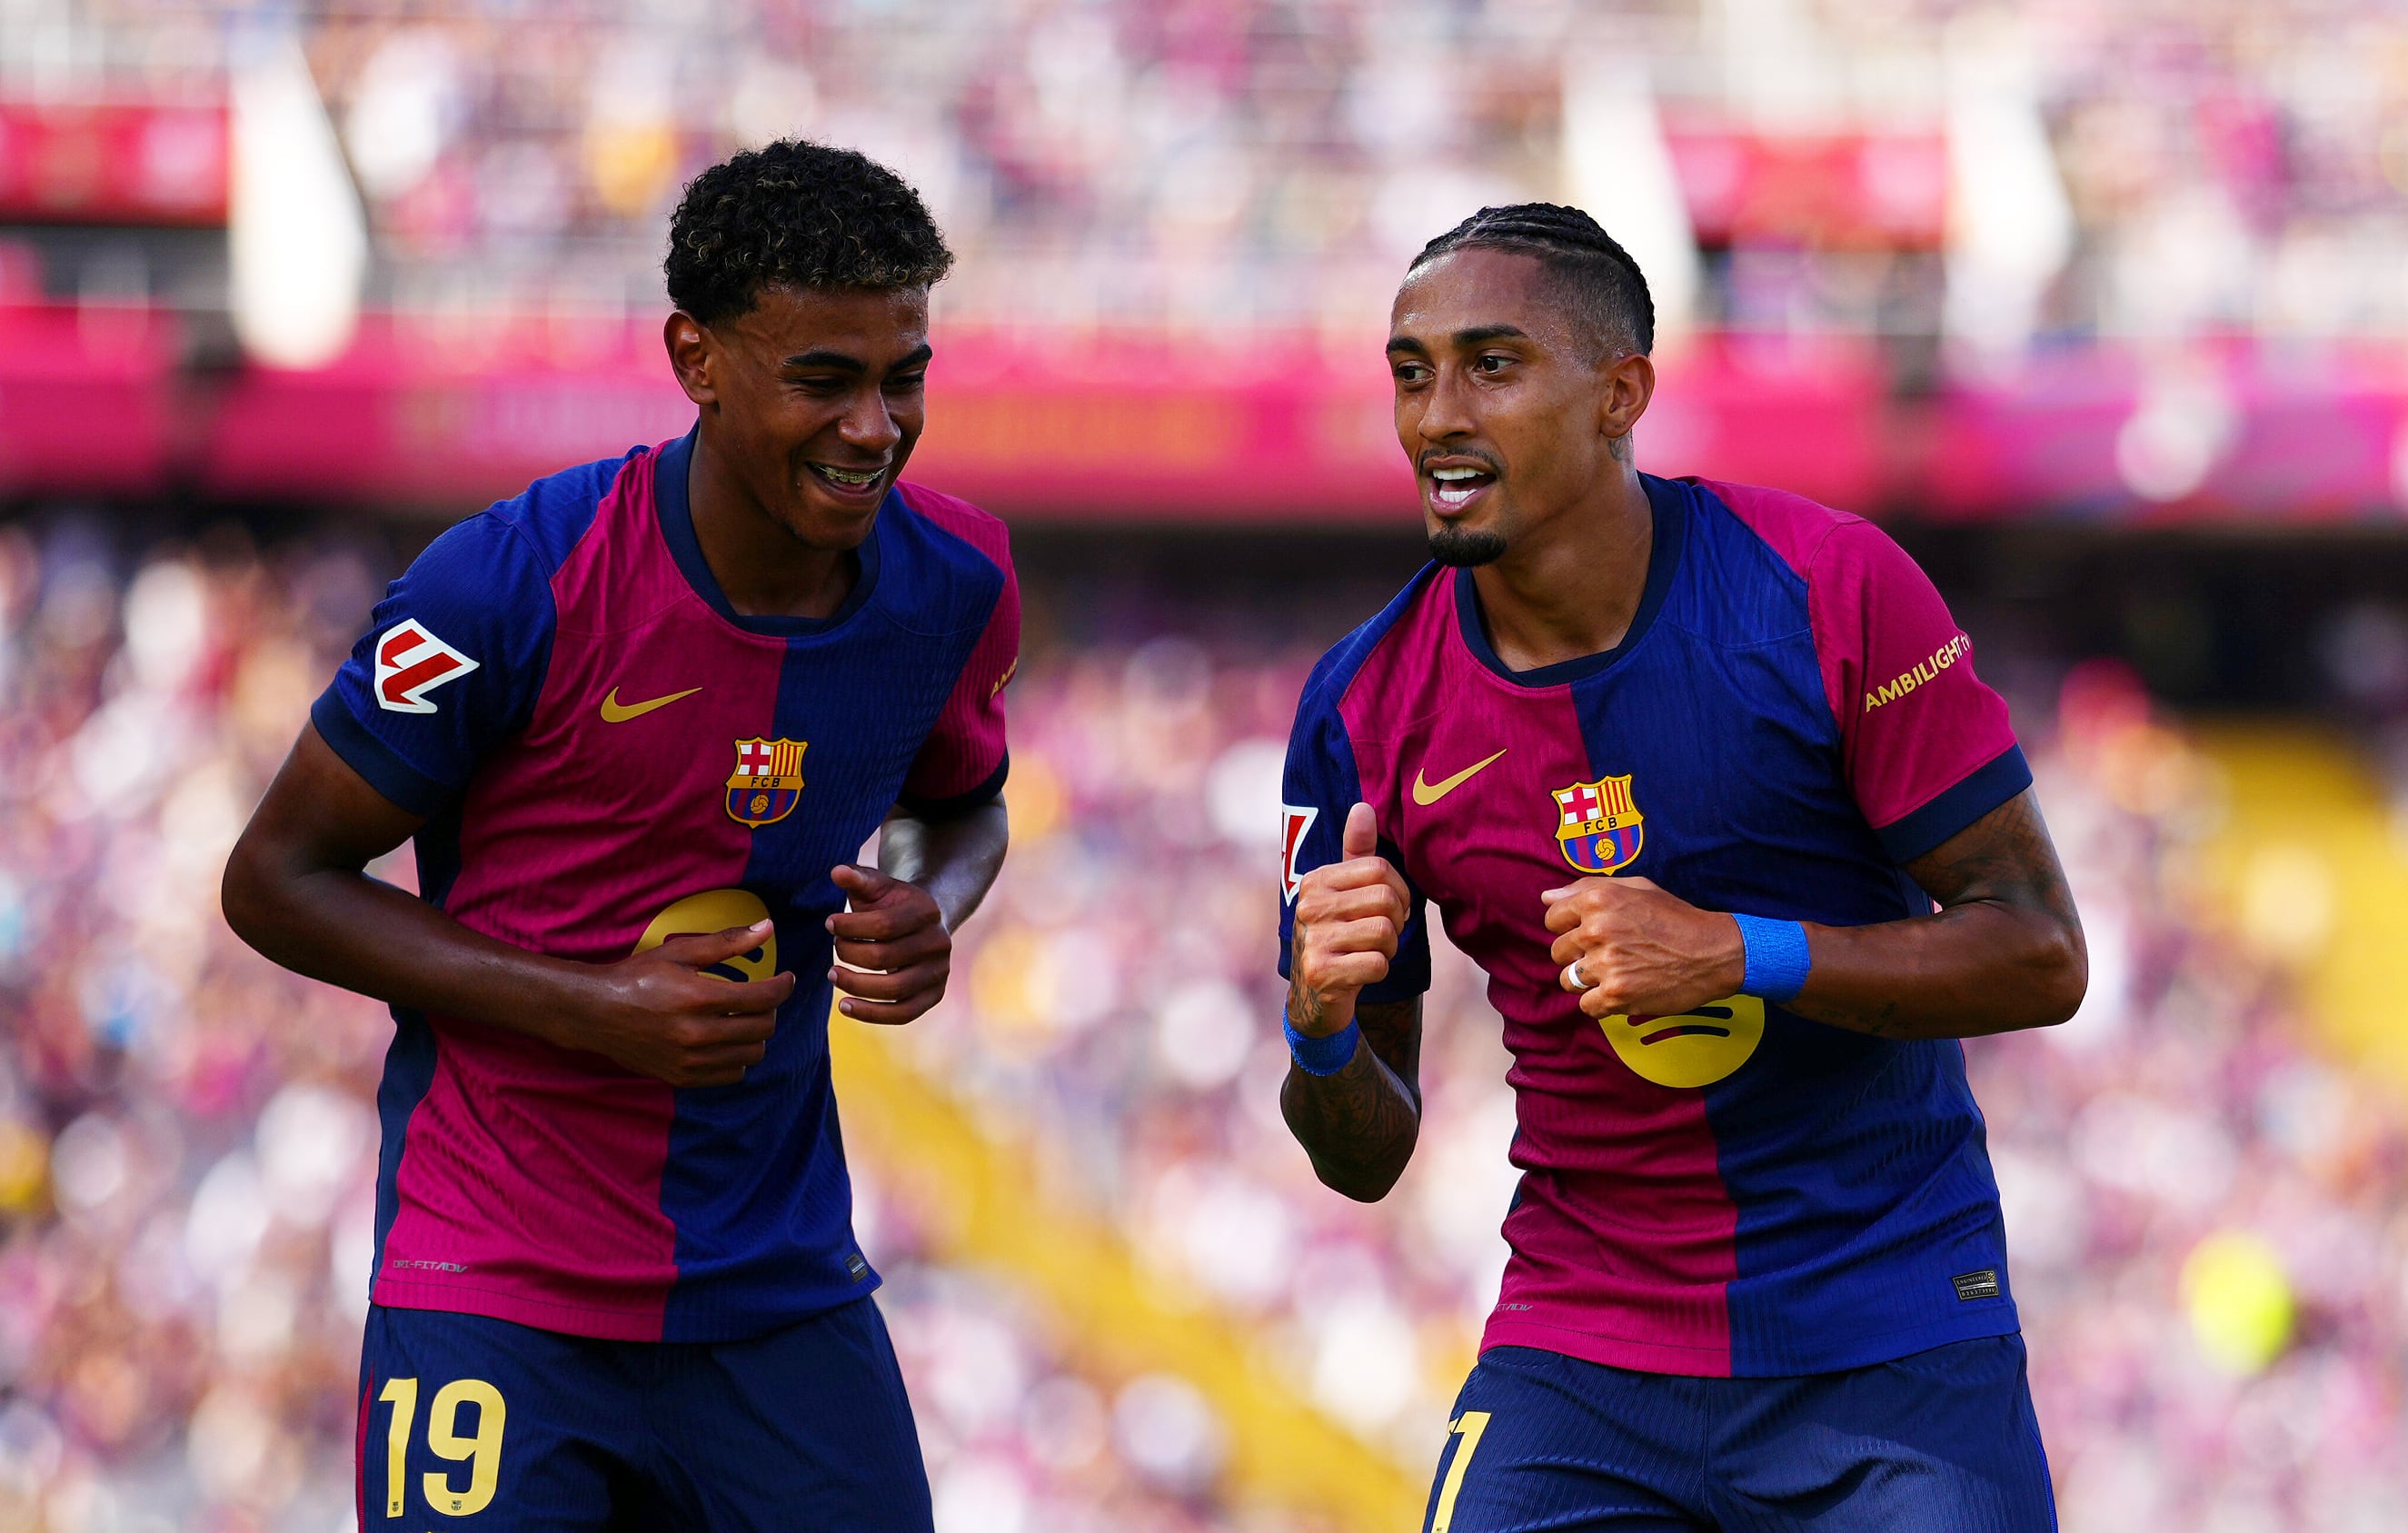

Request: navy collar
left=1454, top=473, right=1687, bottom=687
left=654, top=424, right=884, bottom=637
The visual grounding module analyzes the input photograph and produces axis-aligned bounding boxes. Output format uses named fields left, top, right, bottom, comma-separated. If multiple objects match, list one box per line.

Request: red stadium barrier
left=9, top=304, right=2408, bottom=523
left=0, top=99, right=229, bottom=226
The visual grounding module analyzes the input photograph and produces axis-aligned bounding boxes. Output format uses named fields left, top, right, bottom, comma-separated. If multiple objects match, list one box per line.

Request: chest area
left=1354, top=634, right=1845, bottom=927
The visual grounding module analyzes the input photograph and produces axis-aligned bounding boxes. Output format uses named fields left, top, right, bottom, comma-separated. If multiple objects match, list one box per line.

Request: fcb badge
left=726, top=738, right=807, bottom=828
left=1552, top=775, right=1644, bottom=875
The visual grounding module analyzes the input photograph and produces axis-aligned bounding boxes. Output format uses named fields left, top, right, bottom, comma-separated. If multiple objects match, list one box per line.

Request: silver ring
left=1562, top=960, right=1591, bottom=993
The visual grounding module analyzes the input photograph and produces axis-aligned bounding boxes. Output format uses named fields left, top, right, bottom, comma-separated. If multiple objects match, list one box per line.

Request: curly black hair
left=664, top=140, right=954, bottom=324
left=1411, top=203, right=1655, bottom=358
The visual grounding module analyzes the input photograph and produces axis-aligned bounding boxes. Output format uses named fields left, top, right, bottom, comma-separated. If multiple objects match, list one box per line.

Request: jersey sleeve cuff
left=1872, top=742, right=2033, bottom=864
left=896, top=752, right=1009, bottom=821
left=310, top=689, right=454, bottom=818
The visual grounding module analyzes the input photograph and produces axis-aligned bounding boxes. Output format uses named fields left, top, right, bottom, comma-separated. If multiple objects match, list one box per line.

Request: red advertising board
left=0, top=100, right=230, bottom=226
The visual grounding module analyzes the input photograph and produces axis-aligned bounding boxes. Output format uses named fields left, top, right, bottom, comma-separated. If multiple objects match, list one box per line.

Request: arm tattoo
left=1280, top=998, right=1424, bottom=1202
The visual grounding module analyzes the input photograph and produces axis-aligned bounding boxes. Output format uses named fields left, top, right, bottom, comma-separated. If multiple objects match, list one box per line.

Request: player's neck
left=1469, top=465, right=1653, bottom=672
left=686, top=434, right=860, bottom=621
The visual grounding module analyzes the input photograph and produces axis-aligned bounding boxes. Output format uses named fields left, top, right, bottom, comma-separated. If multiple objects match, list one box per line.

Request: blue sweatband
left=1732, top=914, right=1812, bottom=1003
left=1284, top=1015, right=1361, bottom=1076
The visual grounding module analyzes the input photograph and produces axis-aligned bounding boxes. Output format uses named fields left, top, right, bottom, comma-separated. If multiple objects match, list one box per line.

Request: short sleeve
left=310, top=513, right=557, bottom=817
left=897, top=534, right=1019, bottom=818
left=1808, top=520, right=2030, bottom=863
left=1275, top=664, right=1431, bottom=1002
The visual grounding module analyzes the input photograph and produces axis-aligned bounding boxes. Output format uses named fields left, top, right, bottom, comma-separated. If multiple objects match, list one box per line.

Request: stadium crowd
left=0, top=524, right=2402, bottom=1529
left=12, top=0, right=2408, bottom=341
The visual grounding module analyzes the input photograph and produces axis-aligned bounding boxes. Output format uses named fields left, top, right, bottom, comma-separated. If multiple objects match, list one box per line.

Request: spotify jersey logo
left=1598, top=994, right=1766, bottom=1089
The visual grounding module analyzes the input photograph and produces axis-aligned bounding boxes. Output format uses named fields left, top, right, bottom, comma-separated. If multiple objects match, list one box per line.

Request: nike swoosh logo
left=599, top=685, right=702, bottom=722
left=1412, top=747, right=1508, bottom=806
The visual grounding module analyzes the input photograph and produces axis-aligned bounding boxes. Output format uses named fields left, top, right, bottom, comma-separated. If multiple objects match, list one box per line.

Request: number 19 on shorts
left=378, top=1377, right=507, bottom=1518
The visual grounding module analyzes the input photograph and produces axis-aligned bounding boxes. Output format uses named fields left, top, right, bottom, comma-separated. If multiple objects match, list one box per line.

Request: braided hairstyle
left=665, top=141, right=953, bottom=325
left=1410, top=204, right=1655, bottom=358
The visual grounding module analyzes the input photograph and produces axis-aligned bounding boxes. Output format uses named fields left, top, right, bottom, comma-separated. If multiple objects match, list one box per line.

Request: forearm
left=223, top=851, right=590, bottom=1045
left=1280, top=1045, right=1421, bottom=1201
left=1784, top=901, right=2085, bottom=1040
left=876, top=799, right=1008, bottom=931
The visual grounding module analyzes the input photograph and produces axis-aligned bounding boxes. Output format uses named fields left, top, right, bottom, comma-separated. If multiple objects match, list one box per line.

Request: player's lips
left=803, top=462, right=891, bottom=503
left=1422, top=457, right=1499, bottom=515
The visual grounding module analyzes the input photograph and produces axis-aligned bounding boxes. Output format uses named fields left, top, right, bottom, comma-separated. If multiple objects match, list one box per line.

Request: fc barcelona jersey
left=1278, top=474, right=2032, bottom=1379
left=313, top=427, right=1017, bottom=1343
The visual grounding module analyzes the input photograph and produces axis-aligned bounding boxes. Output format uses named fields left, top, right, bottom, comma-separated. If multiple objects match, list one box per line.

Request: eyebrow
left=1385, top=323, right=1531, bottom=357
left=781, top=343, right=934, bottom=373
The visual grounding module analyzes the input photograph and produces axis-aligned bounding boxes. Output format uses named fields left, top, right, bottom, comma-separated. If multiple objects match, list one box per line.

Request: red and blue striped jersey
left=1279, top=474, right=2028, bottom=1379
left=314, top=427, right=1016, bottom=1342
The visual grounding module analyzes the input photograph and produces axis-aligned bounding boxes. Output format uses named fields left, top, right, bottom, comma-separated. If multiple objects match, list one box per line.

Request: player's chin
left=784, top=471, right=890, bottom=543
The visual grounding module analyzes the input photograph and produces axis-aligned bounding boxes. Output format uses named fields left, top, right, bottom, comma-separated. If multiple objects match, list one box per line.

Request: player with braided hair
left=225, top=141, right=1017, bottom=1530
left=1277, top=204, right=2080, bottom=1529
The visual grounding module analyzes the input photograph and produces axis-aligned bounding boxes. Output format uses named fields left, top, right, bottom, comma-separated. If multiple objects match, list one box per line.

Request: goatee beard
left=1428, top=526, right=1507, bottom=567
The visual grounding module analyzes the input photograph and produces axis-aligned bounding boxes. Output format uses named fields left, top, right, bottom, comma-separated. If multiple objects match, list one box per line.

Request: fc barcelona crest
left=1553, top=775, right=1644, bottom=874
left=726, top=738, right=808, bottom=828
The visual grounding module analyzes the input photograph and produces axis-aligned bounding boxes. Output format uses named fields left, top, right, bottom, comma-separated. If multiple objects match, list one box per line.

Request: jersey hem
left=369, top=1275, right=884, bottom=1344
left=1873, top=742, right=2033, bottom=863
left=1479, top=1303, right=2022, bottom=1379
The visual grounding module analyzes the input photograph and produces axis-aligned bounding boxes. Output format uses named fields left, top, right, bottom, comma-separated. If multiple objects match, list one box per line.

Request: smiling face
left=667, top=283, right=932, bottom=552
left=1387, top=247, right=1653, bottom=564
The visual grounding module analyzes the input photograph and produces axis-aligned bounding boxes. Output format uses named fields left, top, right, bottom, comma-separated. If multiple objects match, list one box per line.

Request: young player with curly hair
left=224, top=141, right=1015, bottom=1531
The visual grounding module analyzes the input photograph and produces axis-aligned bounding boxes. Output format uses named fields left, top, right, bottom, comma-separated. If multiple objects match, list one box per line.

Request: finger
left=1305, top=881, right=1410, bottom=923
left=829, top=862, right=899, bottom=901
left=832, top=927, right=950, bottom=973
left=1543, top=898, right=1585, bottom=934
left=702, top=971, right=796, bottom=1014
left=1308, top=854, right=1402, bottom=894
left=1580, top=988, right=1617, bottom=1020
left=680, top=1007, right=780, bottom=1047
left=829, top=898, right=940, bottom=943
left=835, top=990, right=940, bottom=1026
left=1548, top=931, right=1592, bottom=968
left=653, top=920, right=776, bottom=969
left=829, top=960, right=946, bottom=1002
left=684, top=1040, right=771, bottom=1072
left=1312, top=915, right=1401, bottom=960
left=1340, top=801, right=1378, bottom=860
left=1307, top=953, right=1391, bottom=991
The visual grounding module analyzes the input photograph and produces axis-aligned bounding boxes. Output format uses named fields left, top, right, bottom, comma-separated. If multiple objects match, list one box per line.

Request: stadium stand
left=0, top=531, right=2403, bottom=1530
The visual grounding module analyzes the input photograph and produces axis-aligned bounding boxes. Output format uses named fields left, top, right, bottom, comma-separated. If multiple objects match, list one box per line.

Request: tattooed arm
left=1279, top=802, right=1424, bottom=1201
left=1785, top=788, right=2085, bottom=1038
left=1543, top=788, right=2085, bottom=1041
left=1282, top=999, right=1425, bottom=1202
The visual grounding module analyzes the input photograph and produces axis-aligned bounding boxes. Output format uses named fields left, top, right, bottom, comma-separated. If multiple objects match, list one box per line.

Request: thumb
left=1341, top=801, right=1378, bottom=861
left=830, top=863, right=894, bottom=899
left=654, top=920, right=773, bottom=969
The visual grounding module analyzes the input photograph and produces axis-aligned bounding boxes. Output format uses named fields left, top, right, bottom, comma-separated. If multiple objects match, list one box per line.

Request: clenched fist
left=1543, top=875, right=1746, bottom=1020
left=1287, top=802, right=1410, bottom=1038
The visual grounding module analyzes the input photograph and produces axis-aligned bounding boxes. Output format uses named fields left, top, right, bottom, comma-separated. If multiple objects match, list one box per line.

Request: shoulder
left=1299, top=563, right=1447, bottom=719
left=1684, top=476, right=1866, bottom=581
left=892, top=481, right=1011, bottom=572
left=473, top=445, right=653, bottom=572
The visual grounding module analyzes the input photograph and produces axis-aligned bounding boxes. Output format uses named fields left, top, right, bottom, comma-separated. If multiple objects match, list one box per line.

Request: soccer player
left=222, top=143, right=1015, bottom=1531
left=1278, top=204, right=2085, bottom=1532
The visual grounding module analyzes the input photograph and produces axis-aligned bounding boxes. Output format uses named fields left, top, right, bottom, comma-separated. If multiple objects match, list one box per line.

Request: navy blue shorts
left=1424, top=1336, right=2055, bottom=1533
left=356, top=1299, right=930, bottom=1532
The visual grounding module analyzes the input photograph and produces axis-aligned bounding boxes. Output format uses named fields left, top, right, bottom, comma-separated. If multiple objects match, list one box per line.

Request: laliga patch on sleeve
left=373, top=619, right=481, bottom=714
left=1952, top=1268, right=2003, bottom=1301
left=1279, top=804, right=1319, bottom=904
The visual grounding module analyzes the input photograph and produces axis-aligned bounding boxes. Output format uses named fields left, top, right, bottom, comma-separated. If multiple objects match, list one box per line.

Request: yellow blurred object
left=585, top=121, right=678, bottom=218
left=2194, top=726, right=2408, bottom=1098
left=830, top=1015, right=1420, bottom=1531
left=2180, top=1230, right=2294, bottom=1375
left=1003, top=751, right=1066, bottom=842
left=0, top=1119, right=46, bottom=1213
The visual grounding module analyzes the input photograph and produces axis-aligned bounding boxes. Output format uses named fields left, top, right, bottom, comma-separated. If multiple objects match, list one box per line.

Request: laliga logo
left=1599, top=993, right=1766, bottom=1089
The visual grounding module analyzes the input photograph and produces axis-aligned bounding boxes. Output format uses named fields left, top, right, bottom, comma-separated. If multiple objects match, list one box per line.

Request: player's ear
left=664, top=311, right=719, bottom=407
left=1597, top=349, right=1654, bottom=452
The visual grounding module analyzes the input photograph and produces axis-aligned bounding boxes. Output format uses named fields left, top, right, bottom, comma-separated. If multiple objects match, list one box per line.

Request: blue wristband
left=1732, top=914, right=1812, bottom=1004
left=1284, top=1015, right=1361, bottom=1076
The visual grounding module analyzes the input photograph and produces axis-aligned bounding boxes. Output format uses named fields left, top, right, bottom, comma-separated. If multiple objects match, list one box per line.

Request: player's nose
left=838, top=392, right=904, bottom=454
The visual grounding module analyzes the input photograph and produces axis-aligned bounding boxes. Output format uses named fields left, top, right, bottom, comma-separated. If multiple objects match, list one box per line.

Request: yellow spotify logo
left=1599, top=994, right=1766, bottom=1089
left=633, top=889, right=776, bottom=981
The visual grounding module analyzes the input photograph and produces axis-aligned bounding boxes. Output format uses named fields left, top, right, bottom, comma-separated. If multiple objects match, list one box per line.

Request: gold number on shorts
left=423, top=1379, right=508, bottom=1517
left=1430, top=1409, right=1492, bottom=1533
left=377, top=1378, right=419, bottom=1518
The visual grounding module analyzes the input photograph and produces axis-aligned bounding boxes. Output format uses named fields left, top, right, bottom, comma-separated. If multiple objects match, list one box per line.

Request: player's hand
left=828, top=863, right=951, bottom=1025
left=1288, top=802, right=1410, bottom=1039
left=1543, top=876, right=1746, bottom=1020
left=582, top=921, right=795, bottom=1088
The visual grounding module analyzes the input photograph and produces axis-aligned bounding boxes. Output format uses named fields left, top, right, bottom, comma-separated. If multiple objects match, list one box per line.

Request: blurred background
left=5, top=0, right=2408, bottom=1529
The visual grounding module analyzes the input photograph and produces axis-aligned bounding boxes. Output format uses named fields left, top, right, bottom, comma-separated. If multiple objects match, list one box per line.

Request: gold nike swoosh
left=599, top=685, right=702, bottom=723
left=1412, top=747, right=1508, bottom=806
